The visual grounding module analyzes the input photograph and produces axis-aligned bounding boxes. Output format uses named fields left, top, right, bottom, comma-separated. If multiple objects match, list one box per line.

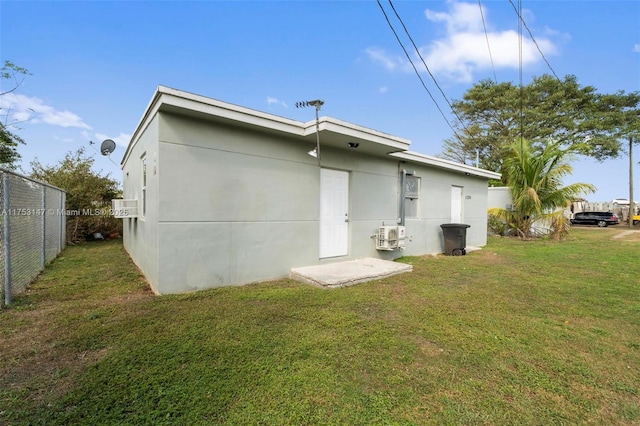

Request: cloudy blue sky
left=1, top=0, right=639, bottom=201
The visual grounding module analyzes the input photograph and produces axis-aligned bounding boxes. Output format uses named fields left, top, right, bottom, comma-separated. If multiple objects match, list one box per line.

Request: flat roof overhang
left=122, top=86, right=411, bottom=165
left=391, top=151, right=502, bottom=180
left=158, top=103, right=411, bottom=157
left=304, top=117, right=410, bottom=157
left=122, top=86, right=501, bottom=182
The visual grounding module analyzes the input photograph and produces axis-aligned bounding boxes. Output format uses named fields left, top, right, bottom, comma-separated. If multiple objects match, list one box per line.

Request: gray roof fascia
left=123, top=87, right=500, bottom=182
left=122, top=86, right=414, bottom=167
left=158, top=87, right=306, bottom=135
left=391, top=151, right=502, bottom=180
left=121, top=86, right=164, bottom=166
left=121, top=85, right=306, bottom=167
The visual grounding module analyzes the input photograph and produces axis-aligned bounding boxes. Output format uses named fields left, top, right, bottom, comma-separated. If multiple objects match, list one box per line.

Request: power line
left=386, top=0, right=467, bottom=130
left=518, top=0, right=524, bottom=143
left=507, top=0, right=561, bottom=82
left=375, top=0, right=462, bottom=141
left=478, top=0, right=497, bottom=83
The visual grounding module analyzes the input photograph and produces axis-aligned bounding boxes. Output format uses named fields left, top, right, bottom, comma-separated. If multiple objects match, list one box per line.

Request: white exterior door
left=320, top=169, right=349, bottom=258
left=451, top=186, right=463, bottom=223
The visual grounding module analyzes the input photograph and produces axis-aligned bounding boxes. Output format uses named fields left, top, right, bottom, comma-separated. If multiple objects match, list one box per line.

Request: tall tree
left=30, top=148, right=122, bottom=243
left=596, top=91, right=640, bottom=226
left=0, top=61, right=31, bottom=167
left=489, top=139, right=595, bottom=240
left=441, top=74, right=623, bottom=174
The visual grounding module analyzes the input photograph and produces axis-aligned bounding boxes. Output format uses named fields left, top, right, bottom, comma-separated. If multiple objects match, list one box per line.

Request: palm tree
left=490, top=139, right=596, bottom=239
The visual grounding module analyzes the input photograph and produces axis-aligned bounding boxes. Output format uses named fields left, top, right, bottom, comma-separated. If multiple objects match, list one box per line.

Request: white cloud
left=367, top=0, right=560, bottom=83
left=633, top=44, right=640, bottom=53
left=266, top=96, right=288, bottom=108
left=422, top=29, right=556, bottom=83
left=365, top=47, right=406, bottom=71
left=53, top=135, right=75, bottom=143
left=423, top=1, right=558, bottom=82
left=94, top=132, right=131, bottom=147
left=425, top=0, right=484, bottom=33
left=0, top=93, right=92, bottom=129
left=379, top=86, right=389, bottom=94
left=0, top=93, right=130, bottom=150
left=82, top=130, right=131, bottom=149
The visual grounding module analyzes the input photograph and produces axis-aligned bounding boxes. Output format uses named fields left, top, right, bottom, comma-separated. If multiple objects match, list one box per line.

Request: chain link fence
left=0, top=168, right=66, bottom=306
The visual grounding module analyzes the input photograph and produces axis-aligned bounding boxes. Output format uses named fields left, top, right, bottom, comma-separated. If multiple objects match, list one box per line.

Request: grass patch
left=1, top=228, right=639, bottom=424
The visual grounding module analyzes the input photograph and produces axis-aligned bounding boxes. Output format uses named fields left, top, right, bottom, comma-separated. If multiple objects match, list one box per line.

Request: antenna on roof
left=295, top=100, right=324, bottom=109
left=296, top=99, right=324, bottom=167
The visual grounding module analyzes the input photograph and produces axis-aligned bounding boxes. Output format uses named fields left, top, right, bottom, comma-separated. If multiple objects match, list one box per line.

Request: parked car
left=633, top=214, right=640, bottom=226
left=571, top=212, right=619, bottom=227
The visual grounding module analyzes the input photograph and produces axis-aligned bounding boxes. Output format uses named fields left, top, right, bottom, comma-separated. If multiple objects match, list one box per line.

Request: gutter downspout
left=399, top=168, right=407, bottom=226
left=314, top=105, right=321, bottom=167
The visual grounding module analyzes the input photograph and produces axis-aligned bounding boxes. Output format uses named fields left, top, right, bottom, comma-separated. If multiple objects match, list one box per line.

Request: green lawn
left=1, top=228, right=639, bottom=425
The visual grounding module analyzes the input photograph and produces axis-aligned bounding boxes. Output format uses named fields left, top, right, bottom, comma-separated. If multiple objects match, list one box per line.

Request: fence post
left=42, top=186, right=46, bottom=268
left=3, top=173, right=11, bottom=306
left=60, top=192, right=65, bottom=250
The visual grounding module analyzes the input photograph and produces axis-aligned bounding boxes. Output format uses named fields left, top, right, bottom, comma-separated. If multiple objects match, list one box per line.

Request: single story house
left=117, top=86, right=501, bottom=294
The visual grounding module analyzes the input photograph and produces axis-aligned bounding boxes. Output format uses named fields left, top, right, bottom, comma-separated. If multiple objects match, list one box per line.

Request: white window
left=404, top=176, right=420, bottom=219
left=141, top=154, right=147, bottom=218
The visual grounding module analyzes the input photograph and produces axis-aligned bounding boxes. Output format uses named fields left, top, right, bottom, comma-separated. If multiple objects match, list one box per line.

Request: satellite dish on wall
left=100, top=139, right=116, bottom=156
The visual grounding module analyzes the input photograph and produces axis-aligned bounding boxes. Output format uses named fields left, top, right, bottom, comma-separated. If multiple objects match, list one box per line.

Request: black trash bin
left=440, top=223, right=470, bottom=256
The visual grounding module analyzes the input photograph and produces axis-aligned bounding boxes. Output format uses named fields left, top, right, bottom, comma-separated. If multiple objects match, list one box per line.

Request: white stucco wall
left=403, top=166, right=491, bottom=253
left=155, top=114, right=320, bottom=292
left=123, top=110, right=494, bottom=294
left=122, top=116, right=160, bottom=291
left=488, top=187, right=512, bottom=210
left=154, top=113, right=409, bottom=292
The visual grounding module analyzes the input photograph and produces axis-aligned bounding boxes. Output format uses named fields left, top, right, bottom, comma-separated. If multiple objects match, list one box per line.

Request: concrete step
left=290, top=258, right=412, bottom=289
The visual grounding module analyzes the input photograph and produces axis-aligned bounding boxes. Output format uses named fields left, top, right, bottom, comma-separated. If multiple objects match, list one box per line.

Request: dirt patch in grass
left=611, top=229, right=640, bottom=241
left=3, top=303, right=143, bottom=407
left=1, top=300, right=111, bottom=407
left=411, top=335, right=446, bottom=357
left=573, top=226, right=640, bottom=242
left=472, top=247, right=508, bottom=265
left=0, top=240, right=153, bottom=411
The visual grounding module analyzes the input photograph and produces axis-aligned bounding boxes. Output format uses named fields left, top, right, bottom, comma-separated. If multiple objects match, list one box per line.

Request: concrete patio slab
left=290, top=258, right=412, bottom=289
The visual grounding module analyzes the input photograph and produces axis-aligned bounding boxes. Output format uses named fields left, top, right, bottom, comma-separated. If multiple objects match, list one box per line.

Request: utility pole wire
left=507, top=0, right=561, bottom=82
left=478, top=0, right=497, bottom=83
left=387, top=0, right=466, bottom=127
left=375, top=0, right=463, bottom=142
left=518, top=0, right=524, bottom=146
